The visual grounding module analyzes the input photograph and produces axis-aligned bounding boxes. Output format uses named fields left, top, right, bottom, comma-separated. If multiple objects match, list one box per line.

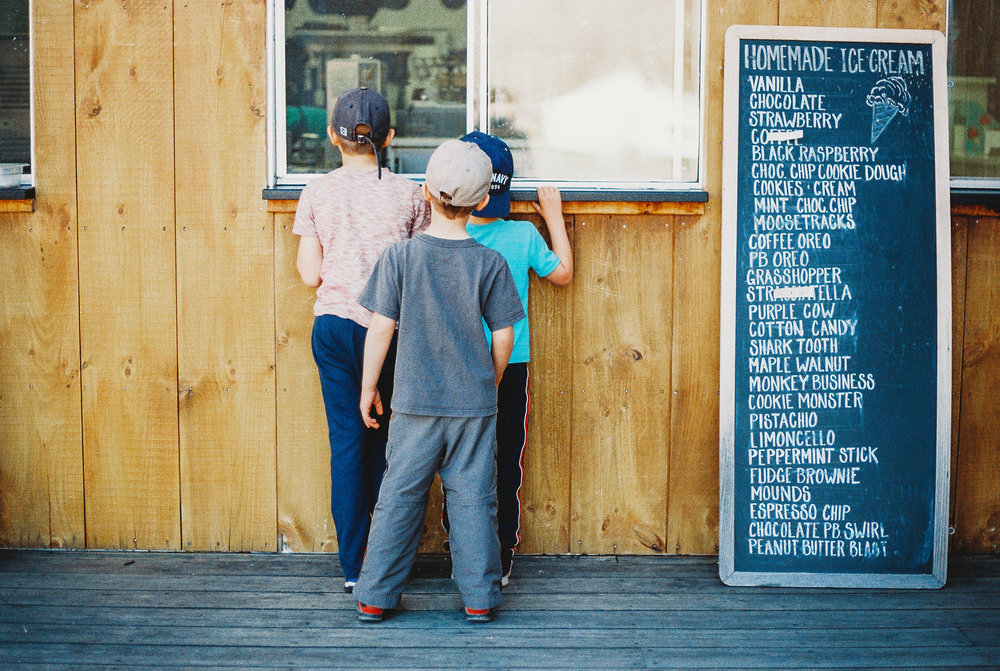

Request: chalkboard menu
left=719, top=26, right=951, bottom=588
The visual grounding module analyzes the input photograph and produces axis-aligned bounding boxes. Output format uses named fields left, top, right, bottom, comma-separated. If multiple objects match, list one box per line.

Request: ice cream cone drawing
left=865, top=76, right=911, bottom=143
left=870, top=102, right=898, bottom=142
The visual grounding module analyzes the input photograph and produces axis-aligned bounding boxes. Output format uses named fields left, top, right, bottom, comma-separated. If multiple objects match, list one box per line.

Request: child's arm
left=490, top=325, right=515, bottom=387
left=359, top=313, right=397, bottom=429
left=296, top=236, right=323, bottom=288
left=532, top=186, right=573, bottom=286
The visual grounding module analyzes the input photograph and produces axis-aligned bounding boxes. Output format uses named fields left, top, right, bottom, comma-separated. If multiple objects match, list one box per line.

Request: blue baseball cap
left=460, top=131, right=513, bottom=218
left=331, top=87, right=391, bottom=177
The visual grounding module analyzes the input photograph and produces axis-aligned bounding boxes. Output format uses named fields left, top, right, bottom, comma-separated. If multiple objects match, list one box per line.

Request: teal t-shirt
left=466, top=219, right=561, bottom=363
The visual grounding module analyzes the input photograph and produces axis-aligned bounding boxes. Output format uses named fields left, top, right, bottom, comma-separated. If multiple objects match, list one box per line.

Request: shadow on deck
left=1, top=550, right=998, bottom=668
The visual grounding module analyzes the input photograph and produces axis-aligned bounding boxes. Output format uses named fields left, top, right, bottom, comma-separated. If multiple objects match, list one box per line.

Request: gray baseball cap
left=424, top=139, right=492, bottom=208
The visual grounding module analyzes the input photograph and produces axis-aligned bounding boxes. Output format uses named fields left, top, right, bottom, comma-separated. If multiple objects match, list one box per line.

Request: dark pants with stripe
left=311, top=314, right=396, bottom=582
left=443, top=362, right=529, bottom=554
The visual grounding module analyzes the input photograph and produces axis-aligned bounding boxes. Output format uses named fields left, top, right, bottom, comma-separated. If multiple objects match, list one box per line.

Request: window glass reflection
left=949, top=0, right=1000, bottom=180
left=0, top=0, right=31, bottom=181
left=487, top=0, right=701, bottom=183
left=284, top=0, right=467, bottom=175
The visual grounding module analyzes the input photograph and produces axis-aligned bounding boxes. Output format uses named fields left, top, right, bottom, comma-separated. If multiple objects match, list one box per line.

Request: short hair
left=427, top=192, right=477, bottom=220
left=336, top=123, right=378, bottom=156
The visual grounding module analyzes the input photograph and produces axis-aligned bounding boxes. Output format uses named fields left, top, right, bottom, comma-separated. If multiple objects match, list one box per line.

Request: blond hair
left=427, top=193, right=477, bottom=220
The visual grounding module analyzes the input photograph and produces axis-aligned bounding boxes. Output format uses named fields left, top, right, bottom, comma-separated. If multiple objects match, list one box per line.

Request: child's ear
left=422, top=183, right=433, bottom=201
left=475, top=193, right=490, bottom=211
left=327, top=126, right=341, bottom=147
left=381, top=128, right=396, bottom=148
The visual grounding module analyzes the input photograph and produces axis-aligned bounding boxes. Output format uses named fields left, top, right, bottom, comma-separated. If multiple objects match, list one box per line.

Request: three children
left=295, top=86, right=573, bottom=623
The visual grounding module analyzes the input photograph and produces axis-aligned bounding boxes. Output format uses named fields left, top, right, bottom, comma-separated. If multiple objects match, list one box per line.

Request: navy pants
left=311, top=314, right=396, bottom=582
left=443, top=362, right=529, bottom=553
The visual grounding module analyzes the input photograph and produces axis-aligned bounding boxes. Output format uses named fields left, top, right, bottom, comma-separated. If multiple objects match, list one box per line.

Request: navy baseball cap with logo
left=460, top=131, right=513, bottom=218
left=331, top=87, right=391, bottom=147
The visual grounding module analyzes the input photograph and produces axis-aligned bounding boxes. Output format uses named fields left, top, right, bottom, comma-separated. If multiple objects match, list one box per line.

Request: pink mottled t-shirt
left=293, top=167, right=430, bottom=326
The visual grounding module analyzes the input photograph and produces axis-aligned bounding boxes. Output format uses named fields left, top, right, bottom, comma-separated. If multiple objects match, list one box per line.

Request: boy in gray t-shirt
left=353, top=140, right=525, bottom=623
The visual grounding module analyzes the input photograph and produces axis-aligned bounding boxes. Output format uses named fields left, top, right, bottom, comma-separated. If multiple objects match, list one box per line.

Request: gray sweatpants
left=354, top=412, right=502, bottom=611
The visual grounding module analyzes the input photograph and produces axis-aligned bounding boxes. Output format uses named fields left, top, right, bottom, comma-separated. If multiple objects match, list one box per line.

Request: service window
left=948, top=0, right=1000, bottom=186
left=0, top=0, right=31, bottom=188
left=270, top=0, right=704, bottom=192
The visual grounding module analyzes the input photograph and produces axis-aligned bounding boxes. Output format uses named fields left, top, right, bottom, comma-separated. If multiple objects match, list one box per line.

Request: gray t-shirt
left=359, top=233, right=526, bottom=417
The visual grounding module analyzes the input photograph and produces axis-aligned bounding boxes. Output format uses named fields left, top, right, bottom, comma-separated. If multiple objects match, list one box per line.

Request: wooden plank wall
left=174, top=0, right=274, bottom=553
left=75, top=0, right=179, bottom=551
left=0, top=0, right=83, bottom=549
left=2, top=0, right=999, bottom=556
left=952, top=213, right=1000, bottom=554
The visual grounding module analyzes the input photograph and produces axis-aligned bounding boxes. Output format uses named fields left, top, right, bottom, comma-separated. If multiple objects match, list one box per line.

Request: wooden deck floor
left=1, top=550, right=998, bottom=669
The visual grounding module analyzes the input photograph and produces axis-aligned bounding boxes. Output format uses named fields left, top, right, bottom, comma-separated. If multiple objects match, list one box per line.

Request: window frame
left=266, top=0, right=707, bottom=195
left=0, top=0, right=34, bottom=193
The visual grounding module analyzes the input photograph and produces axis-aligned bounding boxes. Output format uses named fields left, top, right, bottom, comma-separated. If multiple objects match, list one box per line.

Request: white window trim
left=266, top=0, right=709, bottom=193
left=951, top=176, right=1000, bottom=189
left=26, top=0, right=34, bottom=186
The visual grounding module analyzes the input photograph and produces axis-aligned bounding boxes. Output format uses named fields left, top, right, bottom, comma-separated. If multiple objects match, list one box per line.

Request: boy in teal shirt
left=444, top=131, right=573, bottom=586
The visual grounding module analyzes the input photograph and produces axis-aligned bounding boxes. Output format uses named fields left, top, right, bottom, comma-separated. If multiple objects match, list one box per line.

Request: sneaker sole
left=465, top=609, right=495, bottom=623
left=357, top=604, right=385, bottom=623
